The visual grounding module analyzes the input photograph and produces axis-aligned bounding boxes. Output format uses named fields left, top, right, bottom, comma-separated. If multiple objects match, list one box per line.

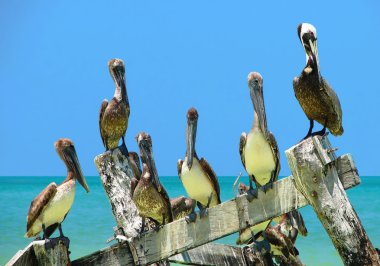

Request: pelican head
left=186, top=107, right=198, bottom=170
left=298, top=23, right=319, bottom=68
left=136, top=132, right=159, bottom=186
left=108, top=58, right=125, bottom=88
left=248, top=72, right=267, bottom=135
left=55, top=138, right=90, bottom=192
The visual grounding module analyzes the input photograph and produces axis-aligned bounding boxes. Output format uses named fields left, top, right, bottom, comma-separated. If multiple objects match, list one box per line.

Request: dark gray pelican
left=132, top=132, right=173, bottom=230
left=25, top=139, right=90, bottom=245
left=293, top=23, right=343, bottom=138
left=171, top=196, right=196, bottom=221
left=178, top=108, right=221, bottom=221
left=99, top=58, right=130, bottom=152
left=239, top=72, right=280, bottom=200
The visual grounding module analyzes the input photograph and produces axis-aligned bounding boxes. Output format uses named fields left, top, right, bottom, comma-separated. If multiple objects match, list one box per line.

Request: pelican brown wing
left=158, top=184, right=174, bottom=223
left=320, top=78, right=344, bottom=135
left=199, top=158, right=221, bottom=204
left=99, top=99, right=108, bottom=148
left=177, top=159, right=184, bottom=178
left=267, top=131, right=281, bottom=183
left=129, top=152, right=142, bottom=179
left=239, top=132, right=247, bottom=170
left=26, top=182, right=57, bottom=235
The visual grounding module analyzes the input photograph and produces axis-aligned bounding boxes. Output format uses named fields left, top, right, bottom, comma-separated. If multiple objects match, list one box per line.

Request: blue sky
left=0, top=1, right=379, bottom=176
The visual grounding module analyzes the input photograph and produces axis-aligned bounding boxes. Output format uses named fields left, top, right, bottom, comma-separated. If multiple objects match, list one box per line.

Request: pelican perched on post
left=293, top=23, right=343, bottom=139
left=178, top=108, right=221, bottom=222
left=99, top=58, right=130, bottom=153
left=25, top=138, right=90, bottom=247
left=170, top=196, right=196, bottom=221
left=239, top=72, right=280, bottom=201
left=132, top=132, right=173, bottom=231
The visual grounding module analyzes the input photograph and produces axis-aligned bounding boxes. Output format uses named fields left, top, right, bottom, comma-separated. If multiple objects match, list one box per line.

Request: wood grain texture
left=6, top=240, right=69, bottom=266
left=169, top=243, right=247, bottom=265
left=286, top=135, right=379, bottom=266
left=70, top=152, right=360, bottom=266
left=94, top=148, right=142, bottom=239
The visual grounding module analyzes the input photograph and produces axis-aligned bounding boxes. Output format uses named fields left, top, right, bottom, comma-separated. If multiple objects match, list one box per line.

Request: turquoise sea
left=0, top=176, right=379, bottom=265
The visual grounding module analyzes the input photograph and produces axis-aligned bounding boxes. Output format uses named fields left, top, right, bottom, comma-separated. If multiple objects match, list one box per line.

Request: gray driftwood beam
left=6, top=240, right=70, bottom=266
left=72, top=151, right=360, bottom=265
left=286, top=136, right=380, bottom=266
left=169, top=243, right=270, bottom=266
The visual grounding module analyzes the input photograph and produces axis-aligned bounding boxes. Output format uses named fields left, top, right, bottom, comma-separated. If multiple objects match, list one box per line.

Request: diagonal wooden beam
left=71, top=153, right=359, bottom=266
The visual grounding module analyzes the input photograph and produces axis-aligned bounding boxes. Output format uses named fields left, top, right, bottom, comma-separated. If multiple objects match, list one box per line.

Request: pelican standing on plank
left=132, top=132, right=173, bottom=231
left=239, top=72, right=280, bottom=201
left=293, top=23, right=343, bottom=139
left=99, top=58, right=130, bottom=153
left=25, top=138, right=90, bottom=247
left=178, top=108, right=221, bottom=222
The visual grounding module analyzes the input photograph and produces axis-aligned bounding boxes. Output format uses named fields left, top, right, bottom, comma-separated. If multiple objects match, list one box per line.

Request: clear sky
left=0, top=1, right=379, bottom=177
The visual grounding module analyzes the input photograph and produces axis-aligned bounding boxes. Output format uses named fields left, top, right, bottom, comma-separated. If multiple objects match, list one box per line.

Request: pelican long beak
left=137, top=134, right=160, bottom=188
left=250, top=81, right=268, bottom=135
left=309, top=39, right=319, bottom=68
left=186, top=119, right=197, bottom=170
left=63, top=146, right=90, bottom=192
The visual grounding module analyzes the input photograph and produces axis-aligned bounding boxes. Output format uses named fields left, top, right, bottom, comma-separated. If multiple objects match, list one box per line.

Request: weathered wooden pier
left=7, top=136, right=380, bottom=265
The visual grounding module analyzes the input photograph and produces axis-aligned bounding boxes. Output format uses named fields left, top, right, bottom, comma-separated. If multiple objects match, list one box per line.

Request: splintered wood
left=286, top=136, right=379, bottom=266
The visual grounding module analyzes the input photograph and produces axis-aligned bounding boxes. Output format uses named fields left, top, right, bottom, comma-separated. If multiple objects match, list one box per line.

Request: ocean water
left=0, top=176, right=379, bottom=265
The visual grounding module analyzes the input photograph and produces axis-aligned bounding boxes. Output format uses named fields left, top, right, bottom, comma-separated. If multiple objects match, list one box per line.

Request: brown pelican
left=239, top=72, right=280, bottom=201
left=178, top=108, right=221, bottom=222
left=99, top=58, right=130, bottom=153
left=132, top=132, right=173, bottom=230
left=293, top=23, right=343, bottom=138
left=171, top=196, right=196, bottom=221
left=263, top=226, right=303, bottom=266
left=129, top=151, right=142, bottom=179
left=25, top=138, right=89, bottom=247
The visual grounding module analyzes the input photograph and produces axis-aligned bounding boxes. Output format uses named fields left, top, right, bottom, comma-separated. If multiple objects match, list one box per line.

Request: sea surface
left=0, top=176, right=379, bottom=266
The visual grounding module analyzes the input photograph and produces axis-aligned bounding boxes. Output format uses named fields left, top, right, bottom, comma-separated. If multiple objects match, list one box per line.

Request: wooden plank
left=6, top=240, right=69, bottom=266
left=72, top=242, right=133, bottom=266
left=71, top=153, right=360, bottom=266
left=6, top=242, right=38, bottom=266
left=169, top=243, right=247, bottom=266
left=286, top=136, right=380, bottom=266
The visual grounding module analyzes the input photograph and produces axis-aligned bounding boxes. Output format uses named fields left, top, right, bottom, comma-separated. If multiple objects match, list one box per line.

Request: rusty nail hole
left=311, top=191, right=318, bottom=197
left=312, top=176, right=317, bottom=183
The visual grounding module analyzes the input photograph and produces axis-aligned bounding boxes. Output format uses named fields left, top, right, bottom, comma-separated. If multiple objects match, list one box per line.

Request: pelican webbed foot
left=44, top=236, right=70, bottom=250
left=185, top=200, right=197, bottom=223
left=185, top=212, right=197, bottom=223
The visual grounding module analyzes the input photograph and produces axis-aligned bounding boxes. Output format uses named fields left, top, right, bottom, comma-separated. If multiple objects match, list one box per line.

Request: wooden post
left=285, top=136, right=380, bottom=266
left=6, top=240, right=70, bottom=266
left=94, top=148, right=142, bottom=239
